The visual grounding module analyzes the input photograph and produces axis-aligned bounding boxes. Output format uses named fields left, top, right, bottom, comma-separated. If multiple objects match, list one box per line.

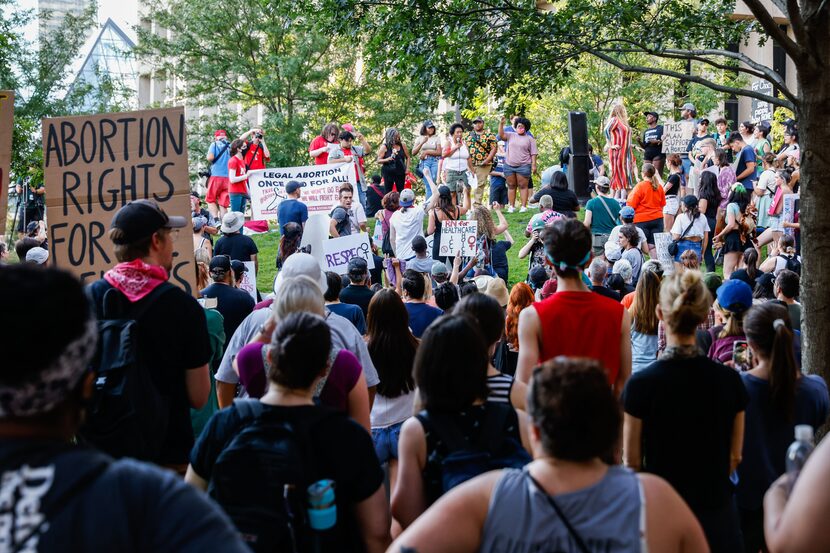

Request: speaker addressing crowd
left=0, top=106, right=822, bottom=553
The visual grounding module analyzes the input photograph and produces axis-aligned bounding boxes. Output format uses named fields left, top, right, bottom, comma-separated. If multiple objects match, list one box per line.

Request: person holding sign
left=227, top=140, right=252, bottom=213
left=640, top=111, right=665, bottom=176
left=309, top=122, right=340, bottom=165
left=427, top=184, right=470, bottom=265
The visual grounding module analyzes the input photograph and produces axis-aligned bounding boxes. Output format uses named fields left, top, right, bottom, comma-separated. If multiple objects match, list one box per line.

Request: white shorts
left=663, top=195, right=679, bottom=215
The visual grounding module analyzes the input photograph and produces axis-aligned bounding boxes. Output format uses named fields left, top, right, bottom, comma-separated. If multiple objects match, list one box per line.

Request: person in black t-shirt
left=623, top=270, right=747, bottom=551
left=187, top=312, right=390, bottom=552
left=640, top=111, right=665, bottom=176
left=87, top=200, right=212, bottom=469
left=201, top=255, right=256, bottom=348
left=588, top=257, right=621, bottom=301
left=339, top=257, right=376, bottom=317
left=214, top=211, right=259, bottom=273
left=0, top=264, right=247, bottom=553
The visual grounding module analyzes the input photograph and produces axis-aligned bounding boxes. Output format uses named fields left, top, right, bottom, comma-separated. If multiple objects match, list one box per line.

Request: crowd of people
left=0, top=104, right=823, bottom=553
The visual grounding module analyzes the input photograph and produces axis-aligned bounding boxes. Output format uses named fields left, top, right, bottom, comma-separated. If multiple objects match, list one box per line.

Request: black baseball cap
left=347, top=257, right=368, bottom=274
left=110, top=199, right=187, bottom=244
left=643, top=111, right=658, bottom=119
left=472, top=116, right=484, bottom=123
left=285, top=180, right=301, bottom=194
left=209, top=255, right=231, bottom=272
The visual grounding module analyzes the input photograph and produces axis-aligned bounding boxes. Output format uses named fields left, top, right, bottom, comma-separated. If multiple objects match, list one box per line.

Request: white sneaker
left=519, top=206, right=528, bottom=213
left=507, top=206, right=515, bottom=214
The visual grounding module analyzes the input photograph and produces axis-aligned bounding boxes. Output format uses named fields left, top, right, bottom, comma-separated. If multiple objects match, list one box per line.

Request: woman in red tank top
left=516, top=219, right=632, bottom=397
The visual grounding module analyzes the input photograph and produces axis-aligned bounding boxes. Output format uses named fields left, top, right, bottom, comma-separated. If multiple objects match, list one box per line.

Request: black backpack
left=417, top=403, right=531, bottom=495
left=208, top=400, right=340, bottom=553
left=80, top=282, right=175, bottom=461
left=782, top=254, right=802, bottom=275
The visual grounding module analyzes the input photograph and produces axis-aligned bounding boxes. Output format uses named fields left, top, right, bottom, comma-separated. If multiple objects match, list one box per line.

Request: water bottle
left=785, top=425, right=814, bottom=492
left=307, top=480, right=336, bottom=552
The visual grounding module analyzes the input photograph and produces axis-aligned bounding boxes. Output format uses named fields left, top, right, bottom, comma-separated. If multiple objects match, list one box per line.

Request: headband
left=0, top=320, right=97, bottom=418
left=546, top=251, right=591, bottom=272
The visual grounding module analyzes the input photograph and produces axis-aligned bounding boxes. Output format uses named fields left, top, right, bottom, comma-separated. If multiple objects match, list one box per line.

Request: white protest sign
left=439, top=220, right=478, bottom=257
left=321, top=233, right=375, bottom=274
left=300, top=213, right=331, bottom=269
left=752, top=80, right=774, bottom=123
left=653, top=232, right=675, bottom=275
left=661, top=121, right=696, bottom=154
left=248, top=163, right=356, bottom=220
left=782, top=193, right=799, bottom=236
left=238, top=261, right=257, bottom=301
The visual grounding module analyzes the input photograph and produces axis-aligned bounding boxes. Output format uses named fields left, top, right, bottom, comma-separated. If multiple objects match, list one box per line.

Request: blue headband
left=546, top=251, right=591, bottom=272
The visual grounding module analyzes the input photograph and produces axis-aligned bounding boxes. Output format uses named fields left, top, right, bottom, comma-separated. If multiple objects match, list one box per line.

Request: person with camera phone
left=14, top=173, right=45, bottom=240
left=239, top=128, right=270, bottom=171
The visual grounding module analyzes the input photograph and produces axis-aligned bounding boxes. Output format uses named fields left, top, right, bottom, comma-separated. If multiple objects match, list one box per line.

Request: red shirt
left=533, top=290, right=624, bottom=385
left=244, top=141, right=269, bottom=170
left=309, top=135, right=332, bottom=165
left=227, top=156, right=248, bottom=194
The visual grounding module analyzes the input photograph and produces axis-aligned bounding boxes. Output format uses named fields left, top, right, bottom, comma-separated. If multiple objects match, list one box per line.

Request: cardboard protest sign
left=321, top=233, right=375, bottom=274
left=439, top=220, right=477, bottom=257
left=782, top=193, right=799, bottom=236
left=43, top=107, right=197, bottom=293
left=661, top=121, right=695, bottom=154
left=238, top=261, right=257, bottom=301
left=248, top=163, right=355, bottom=220
left=0, top=91, right=13, bottom=236
left=653, top=232, right=675, bottom=275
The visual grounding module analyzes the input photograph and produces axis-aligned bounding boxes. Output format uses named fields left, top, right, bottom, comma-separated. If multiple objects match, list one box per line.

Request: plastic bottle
left=307, top=479, right=336, bottom=552
left=785, top=424, right=814, bottom=491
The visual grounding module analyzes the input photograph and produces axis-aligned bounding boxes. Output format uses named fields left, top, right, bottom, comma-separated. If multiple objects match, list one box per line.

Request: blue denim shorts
left=504, top=164, right=532, bottom=177
left=674, top=239, right=702, bottom=262
left=372, top=421, right=404, bottom=464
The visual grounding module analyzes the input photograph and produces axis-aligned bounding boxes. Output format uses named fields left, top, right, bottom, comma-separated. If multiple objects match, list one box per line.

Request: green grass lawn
left=250, top=207, right=582, bottom=292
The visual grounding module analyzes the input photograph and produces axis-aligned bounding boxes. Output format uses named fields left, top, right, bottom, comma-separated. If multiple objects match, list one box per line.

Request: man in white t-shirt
left=389, top=189, right=425, bottom=261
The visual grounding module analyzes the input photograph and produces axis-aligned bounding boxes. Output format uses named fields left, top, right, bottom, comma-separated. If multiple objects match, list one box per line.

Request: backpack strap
left=479, top=402, right=511, bottom=453
left=99, top=281, right=177, bottom=321
left=416, top=411, right=470, bottom=453
left=211, top=142, right=230, bottom=165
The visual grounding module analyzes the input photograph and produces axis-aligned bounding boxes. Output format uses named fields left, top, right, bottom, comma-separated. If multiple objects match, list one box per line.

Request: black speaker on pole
left=568, top=111, right=589, bottom=156
left=568, top=155, right=590, bottom=201
left=568, top=111, right=591, bottom=201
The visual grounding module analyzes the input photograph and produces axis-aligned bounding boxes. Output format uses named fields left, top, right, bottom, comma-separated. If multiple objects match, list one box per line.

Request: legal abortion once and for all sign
left=42, top=107, right=197, bottom=293
left=248, top=163, right=357, bottom=220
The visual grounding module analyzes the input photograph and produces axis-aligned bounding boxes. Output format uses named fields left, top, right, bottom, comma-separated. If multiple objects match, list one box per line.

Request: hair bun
left=773, top=318, right=787, bottom=331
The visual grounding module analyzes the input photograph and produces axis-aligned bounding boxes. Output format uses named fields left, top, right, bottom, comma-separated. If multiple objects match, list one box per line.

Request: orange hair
left=505, top=282, right=535, bottom=349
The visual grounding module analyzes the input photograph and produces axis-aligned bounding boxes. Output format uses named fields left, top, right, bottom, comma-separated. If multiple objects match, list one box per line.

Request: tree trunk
left=794, top=75, right=830, bottom=387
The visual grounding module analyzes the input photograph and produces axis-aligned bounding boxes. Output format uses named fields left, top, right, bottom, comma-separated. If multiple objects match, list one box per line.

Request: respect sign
left=0, top=90, right=13, bottom=235
left=321, top=233, right=375, bottom=274
left=439, top=220, right=477, bottom=257
left=249, top=163, right=355, bottom=220
left=43, top=107, right=197, bottom=293
left=661, top=121, right=695, bottom=154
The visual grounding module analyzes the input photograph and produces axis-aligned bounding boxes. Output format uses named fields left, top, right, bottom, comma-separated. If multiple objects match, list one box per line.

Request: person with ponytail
left=713, top=183, right=755, bottom=279
left=627, top=162, right=666, bottom=258
left=516, top=218, right=632, bottom=397
left=759, top=231, right=801, bottom=277
left=187, top=310, right=391, bottom=552
left=275, top=222, right=302, bottom=270
left=730, top=247, right=760, bottom=290
left=670, top=194, right=709, bottom=271
left=702, top=279, right=753, bottom=365
left=737, top=303, right=829, bottom=553
left=623, top=270, right=748, bottom=551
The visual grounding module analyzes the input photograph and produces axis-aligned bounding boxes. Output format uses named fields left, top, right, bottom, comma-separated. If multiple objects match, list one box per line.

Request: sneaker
left=519, top=206, right=528, bottom=213
left=507, top=206, right=515, bottom=214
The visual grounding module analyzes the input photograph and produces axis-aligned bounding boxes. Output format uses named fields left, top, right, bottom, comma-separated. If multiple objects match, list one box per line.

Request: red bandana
left=104, top=259, right=169, bottom=302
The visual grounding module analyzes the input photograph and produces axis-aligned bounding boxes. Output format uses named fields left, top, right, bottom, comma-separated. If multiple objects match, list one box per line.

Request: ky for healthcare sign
left=249, top=163, right=356, bottom=220
left=42, top=107, right=197, bottom=293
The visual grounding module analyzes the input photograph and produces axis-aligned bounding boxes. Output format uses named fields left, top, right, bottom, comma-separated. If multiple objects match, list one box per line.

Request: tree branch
left=741, top=0, right=806, bottom=63
left=589, top=50, right=795, bottom=110
left=786, top=0, right=808, bottom=46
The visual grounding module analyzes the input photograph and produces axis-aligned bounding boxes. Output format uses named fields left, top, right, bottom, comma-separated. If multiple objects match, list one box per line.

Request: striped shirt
left=487, top=373, right=515, bottom=405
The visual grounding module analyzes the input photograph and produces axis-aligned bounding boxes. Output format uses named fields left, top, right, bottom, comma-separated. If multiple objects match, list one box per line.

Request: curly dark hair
left=527, top=357, right=621, bottom=461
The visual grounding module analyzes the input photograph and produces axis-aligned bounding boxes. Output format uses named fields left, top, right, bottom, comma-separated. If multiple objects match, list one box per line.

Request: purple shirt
left=504, top=132, right=538, bottom=167
left=236, top=342, right=362, bottom=411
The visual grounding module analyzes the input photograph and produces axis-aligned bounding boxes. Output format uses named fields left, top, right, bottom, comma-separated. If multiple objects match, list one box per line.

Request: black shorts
left=635, top=218, right=663, bottom=245
left=723, top=231, right=750, bottom=254
left=643, top=152, right=666, bottom=162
